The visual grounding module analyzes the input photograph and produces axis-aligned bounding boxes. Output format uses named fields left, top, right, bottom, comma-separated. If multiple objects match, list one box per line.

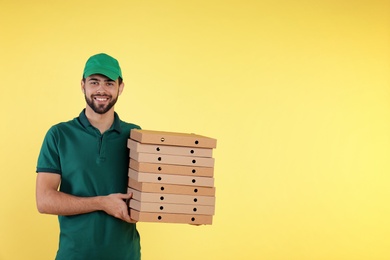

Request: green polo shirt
left=37, top=110, right=141, bottom=260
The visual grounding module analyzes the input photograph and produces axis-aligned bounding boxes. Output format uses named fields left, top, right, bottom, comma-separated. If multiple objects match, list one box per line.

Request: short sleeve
left=36, top=126, right=62, bottom=174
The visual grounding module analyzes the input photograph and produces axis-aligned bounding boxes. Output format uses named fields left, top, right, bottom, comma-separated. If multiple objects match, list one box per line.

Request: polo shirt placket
left=78, top=111, right=123, bottom=165
left=98, top=134, right=106, bottom=163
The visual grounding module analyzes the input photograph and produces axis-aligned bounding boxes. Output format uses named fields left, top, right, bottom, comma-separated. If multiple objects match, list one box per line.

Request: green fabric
left=83, top=53, right=123, bottom=80
left=37, top=110, right=141, bottom=260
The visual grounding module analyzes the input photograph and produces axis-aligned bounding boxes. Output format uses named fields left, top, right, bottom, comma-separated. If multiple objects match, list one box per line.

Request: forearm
left=36, top=173, right=134, bottom=222
left=37, top=189, right=104, bottom=216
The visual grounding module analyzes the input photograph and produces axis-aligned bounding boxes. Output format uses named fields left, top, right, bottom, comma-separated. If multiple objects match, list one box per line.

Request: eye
left=107, top=82, right=115, bottom=87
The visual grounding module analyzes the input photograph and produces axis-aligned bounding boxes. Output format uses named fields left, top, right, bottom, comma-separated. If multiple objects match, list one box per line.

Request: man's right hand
left=101, top=193, right=137, bottom=223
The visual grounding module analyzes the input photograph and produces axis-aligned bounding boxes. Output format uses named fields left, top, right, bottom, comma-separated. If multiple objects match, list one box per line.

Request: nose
left=96, top=84, right=106, bottom=93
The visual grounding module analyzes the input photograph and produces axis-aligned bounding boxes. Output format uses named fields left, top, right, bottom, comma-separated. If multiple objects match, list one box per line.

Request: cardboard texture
left=130, top=150, right=215, bottom=167
left=129, top=159, right=214, bottom=177
left=129, top=199, right=215, bottom=215
left=130, top=209, right=213, bottom=225
left=128, top=168, right=214, bottom=187
left=128, top=188, right=216, bottom=205
left=130, top=129, right=217, bottom=148
left=127, top=139, right=213, bottom=157
left=128, top=178, right=216, bottom=196
left=127, top=129, right=217, bottom=224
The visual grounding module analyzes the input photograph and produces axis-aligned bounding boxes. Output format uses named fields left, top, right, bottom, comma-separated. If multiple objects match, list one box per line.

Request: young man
left=36, top=53, right=141, bottom=259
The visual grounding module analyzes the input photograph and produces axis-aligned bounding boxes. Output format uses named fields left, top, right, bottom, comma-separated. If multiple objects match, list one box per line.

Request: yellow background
left=1, top=0, right=389, bottom=259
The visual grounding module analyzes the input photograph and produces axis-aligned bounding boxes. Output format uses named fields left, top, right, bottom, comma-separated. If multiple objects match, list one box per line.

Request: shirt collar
left=79, top=109, right=122, bottom=134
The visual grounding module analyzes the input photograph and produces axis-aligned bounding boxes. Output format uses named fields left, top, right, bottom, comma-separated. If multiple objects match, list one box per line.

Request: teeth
left=96, top=98, right=108, bottom=101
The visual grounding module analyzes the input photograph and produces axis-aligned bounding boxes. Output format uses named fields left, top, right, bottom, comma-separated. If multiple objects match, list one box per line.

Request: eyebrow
left=88, top=77, right=115, bottom=82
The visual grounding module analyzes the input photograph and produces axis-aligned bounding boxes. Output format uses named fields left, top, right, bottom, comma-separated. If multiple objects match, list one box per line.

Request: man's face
left=81, top=74, right=124, bottom=114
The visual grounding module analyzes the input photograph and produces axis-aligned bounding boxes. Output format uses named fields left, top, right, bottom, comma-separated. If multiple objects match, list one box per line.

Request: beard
left=85, top=93, right=119, bottom=114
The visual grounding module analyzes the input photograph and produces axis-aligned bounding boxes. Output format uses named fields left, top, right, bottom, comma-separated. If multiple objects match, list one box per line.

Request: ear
left=118, top=81, right=125, bottom=96
left=81, top=79, right=85, bottom=93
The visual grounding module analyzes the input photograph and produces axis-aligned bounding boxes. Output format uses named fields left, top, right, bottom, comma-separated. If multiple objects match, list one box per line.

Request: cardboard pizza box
left=130, top=150, right=215, bottom=167
left=128, top=178, right=216, bottom=196
left=130, top=209, right=213, bottom=225
left=130, top=129, right=217, bottom=148
left=128, top=188, right=216, bottom=206
left=129, top=199, right=215, bottom=215
left=127, top=139, right=213, bottom=158
left=128, top=168, right=214, bottom=187
left=129, top=159, right=214, bottom=177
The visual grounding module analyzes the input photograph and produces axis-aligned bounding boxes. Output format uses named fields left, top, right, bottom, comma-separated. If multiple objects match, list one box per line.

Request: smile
left=94, top=96, right=110, bottom=101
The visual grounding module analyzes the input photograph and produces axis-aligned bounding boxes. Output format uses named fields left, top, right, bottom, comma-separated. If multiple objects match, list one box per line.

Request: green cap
left=83, top=53, right=122, bottom=80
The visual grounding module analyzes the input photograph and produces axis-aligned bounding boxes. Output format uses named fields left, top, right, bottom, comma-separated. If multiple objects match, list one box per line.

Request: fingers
left=123, top=197, right=138, bottom=223
left=102, top=193, right=137, bottom=223
left=119, top=194, right=132, bottom=223
left=128, top=219, right=138, bottom=224
left=117, top=192, right=133, bottom=200
left=121, top=207, right=132, bottom=223
left=121, top=202, right=138, bottom=223
left=120, top=194, right=138, bottom=223
left=128, top=207, right=138, bottom=223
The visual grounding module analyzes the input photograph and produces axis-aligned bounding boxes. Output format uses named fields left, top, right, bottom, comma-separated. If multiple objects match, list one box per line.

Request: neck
left=85, top=106, right=115, bottom=134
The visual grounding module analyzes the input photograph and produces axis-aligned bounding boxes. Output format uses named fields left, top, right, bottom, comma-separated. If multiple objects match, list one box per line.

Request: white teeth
left=96, top=98, right=108, bottom=101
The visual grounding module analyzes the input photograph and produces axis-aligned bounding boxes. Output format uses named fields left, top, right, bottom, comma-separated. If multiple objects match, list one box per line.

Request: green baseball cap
left=83, top=53, right=122, bottom=80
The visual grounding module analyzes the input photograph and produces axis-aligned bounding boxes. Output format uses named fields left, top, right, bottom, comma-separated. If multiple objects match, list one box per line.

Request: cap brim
left=83, top=68, right=119, bottom=81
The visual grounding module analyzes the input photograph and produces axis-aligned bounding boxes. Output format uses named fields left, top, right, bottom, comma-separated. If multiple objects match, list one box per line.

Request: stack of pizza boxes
left=127, top=129, right=217, bottom=225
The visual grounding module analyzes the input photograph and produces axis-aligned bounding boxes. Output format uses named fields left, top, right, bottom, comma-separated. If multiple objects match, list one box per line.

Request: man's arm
left=36, top=172, right=135, bottom=223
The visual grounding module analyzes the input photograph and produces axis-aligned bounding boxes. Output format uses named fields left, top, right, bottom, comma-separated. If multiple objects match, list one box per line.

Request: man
left=36, top=53, right=141, bottom=259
